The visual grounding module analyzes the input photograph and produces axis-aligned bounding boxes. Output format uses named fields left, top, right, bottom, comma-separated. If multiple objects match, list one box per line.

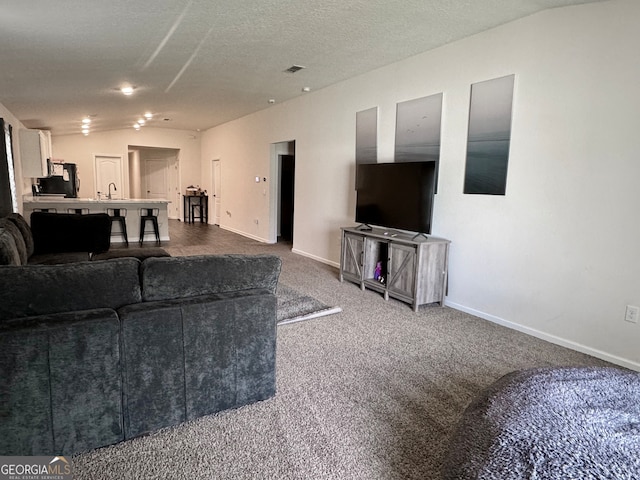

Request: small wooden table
left=183, top=195, right=208, bottom=224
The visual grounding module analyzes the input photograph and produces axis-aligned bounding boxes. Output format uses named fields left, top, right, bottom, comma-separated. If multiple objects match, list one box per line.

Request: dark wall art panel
left=464, top=74, right=515, bottom=195
left=394, top=93, right=442, bottom=163
left=355, top=106, right=378, bottom=187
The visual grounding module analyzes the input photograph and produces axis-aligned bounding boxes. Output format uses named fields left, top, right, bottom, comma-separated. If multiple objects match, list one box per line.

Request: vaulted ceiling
left=0, top=0, right=605, bottom=135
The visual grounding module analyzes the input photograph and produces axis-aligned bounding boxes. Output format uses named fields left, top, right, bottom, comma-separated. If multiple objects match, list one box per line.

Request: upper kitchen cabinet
left=20, top=129, right=51, bottom=178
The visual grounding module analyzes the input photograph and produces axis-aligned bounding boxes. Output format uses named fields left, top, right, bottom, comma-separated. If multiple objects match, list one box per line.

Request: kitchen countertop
left=24, top=196, right=171, bottom=204
left=22, top=197, right=172, bottom=242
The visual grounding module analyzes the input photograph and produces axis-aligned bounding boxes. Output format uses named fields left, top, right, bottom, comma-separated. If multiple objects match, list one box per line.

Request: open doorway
left=279, top=154, right=294, bottom=242
left=270, top=141, right=295, bottom=244
left=128, top=146, right=180, bottom=219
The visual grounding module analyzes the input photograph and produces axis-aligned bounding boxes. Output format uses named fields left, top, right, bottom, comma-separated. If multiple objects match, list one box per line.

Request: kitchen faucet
left=108, top=182, right=117, bottom=200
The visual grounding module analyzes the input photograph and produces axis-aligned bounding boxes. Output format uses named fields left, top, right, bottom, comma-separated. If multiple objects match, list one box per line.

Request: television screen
left=356, top=161, right=436, bottom=234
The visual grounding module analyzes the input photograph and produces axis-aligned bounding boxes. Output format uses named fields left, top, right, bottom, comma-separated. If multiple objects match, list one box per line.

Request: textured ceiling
left=0, top=0, right=604, bottom=135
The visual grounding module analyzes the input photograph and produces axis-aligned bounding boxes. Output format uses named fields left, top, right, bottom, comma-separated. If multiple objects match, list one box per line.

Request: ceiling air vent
left=284, top=65, right=305, bottom=73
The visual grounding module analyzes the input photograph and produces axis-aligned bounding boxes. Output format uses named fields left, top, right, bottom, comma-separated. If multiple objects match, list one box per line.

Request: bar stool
left=139, top=208, right=161, bottom=245
left=68, top=208, right=90, bottom=215
left=191, top=203, right=203, bottom=223
left=107, top=208, right=129, bottom=246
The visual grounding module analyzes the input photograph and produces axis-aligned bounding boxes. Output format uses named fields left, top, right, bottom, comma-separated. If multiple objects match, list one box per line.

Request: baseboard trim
left=219, top=225, right=274, bottom=244
left=291, top=248, right=340, bottom=268
left=214, top=224, right=639, bottom=371
left=445, top=300, right=640, bottom=372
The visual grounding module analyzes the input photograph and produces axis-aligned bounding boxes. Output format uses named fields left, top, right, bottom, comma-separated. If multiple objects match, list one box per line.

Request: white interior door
left=212, top=159, right=221, bottom=225
left=143, top=159, right=168, bottom=200
left=168, top=155, right=180, bottom=220
left=95, top=155, right=124, bottom=199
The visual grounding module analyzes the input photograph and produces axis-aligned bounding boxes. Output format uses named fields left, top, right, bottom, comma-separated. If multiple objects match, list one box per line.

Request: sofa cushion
left=30, top=212, right=111, bottom=255
left=0, top=218, right=27, bottom=264
left=0, top=226, right=22, bottom=266
left=7, top=213, right=35, bottom=258
left=28, top=251, right=91, bottom=265
left=92, top=247, right=170, bottom=262
left=140, top=254, right=282, bottom=302
left=0, top=258, right=142, bottom=320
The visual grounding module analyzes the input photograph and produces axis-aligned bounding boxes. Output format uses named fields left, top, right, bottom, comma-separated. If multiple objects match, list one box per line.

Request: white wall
left=51, top=128, right=201, bottom=210
left=200, top=0, right=640, bottom=369
left=128, top=150, right=142, bottom=199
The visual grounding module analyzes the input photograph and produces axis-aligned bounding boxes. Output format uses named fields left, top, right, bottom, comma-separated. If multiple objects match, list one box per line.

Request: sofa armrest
left=30, top=212, right=112, bottom=255
left=0, top=223, right=22, bottom=265
left=118, top=290, right=277, bottom=439
left=0, top=309, right=124, bottom=455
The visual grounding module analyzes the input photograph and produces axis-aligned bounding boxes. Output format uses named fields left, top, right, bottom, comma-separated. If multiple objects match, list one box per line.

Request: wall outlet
left=624, top=305, right=639, bottom=323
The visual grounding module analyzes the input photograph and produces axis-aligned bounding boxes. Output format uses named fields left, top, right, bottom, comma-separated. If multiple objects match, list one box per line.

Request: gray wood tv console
left=340, top=226, right=450, bottom=311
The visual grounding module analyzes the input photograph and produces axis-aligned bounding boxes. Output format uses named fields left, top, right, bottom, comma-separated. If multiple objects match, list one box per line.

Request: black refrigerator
left=38, top=163, right=79, bottom=198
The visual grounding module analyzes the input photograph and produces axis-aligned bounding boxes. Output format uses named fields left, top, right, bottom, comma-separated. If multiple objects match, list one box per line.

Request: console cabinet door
left=387, top=243, right=417, bottom=301
left=341, top=232, right=364, bottom=283
left=415, top=242, right=449, bottom=306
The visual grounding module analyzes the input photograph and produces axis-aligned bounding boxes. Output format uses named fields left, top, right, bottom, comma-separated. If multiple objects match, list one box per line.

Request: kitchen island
left=23, top=197, right=171, bottom=243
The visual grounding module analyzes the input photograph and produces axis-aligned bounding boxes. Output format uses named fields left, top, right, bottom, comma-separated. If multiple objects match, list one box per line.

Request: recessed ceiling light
left=302, top=87, right=311, bottom=92
left=144, top=112, right=153, bottom=119
left=268, top=99, right=276, bottom=104
left=137, top=119, right=146, bottom=125
left=133, top=123, right=141, bottom=130
left=121, top=86, right=135, bottom=96
left=82, top=117, right=91, bottom=125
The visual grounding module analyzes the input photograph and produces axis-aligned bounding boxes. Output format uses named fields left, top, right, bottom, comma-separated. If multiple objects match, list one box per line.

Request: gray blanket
left=442, top=367, right=640, bottom=479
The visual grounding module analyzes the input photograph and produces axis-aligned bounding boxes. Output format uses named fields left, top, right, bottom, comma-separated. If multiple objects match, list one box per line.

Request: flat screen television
left=356, top=161, right=436, bottom=235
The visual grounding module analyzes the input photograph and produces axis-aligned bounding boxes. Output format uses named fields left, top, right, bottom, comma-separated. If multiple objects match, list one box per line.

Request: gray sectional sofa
left=0, top=253, right=281, bottom=455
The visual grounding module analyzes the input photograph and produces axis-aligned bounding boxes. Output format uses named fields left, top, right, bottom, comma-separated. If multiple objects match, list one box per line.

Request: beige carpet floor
left=73, top=223, right=611, bottom=479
